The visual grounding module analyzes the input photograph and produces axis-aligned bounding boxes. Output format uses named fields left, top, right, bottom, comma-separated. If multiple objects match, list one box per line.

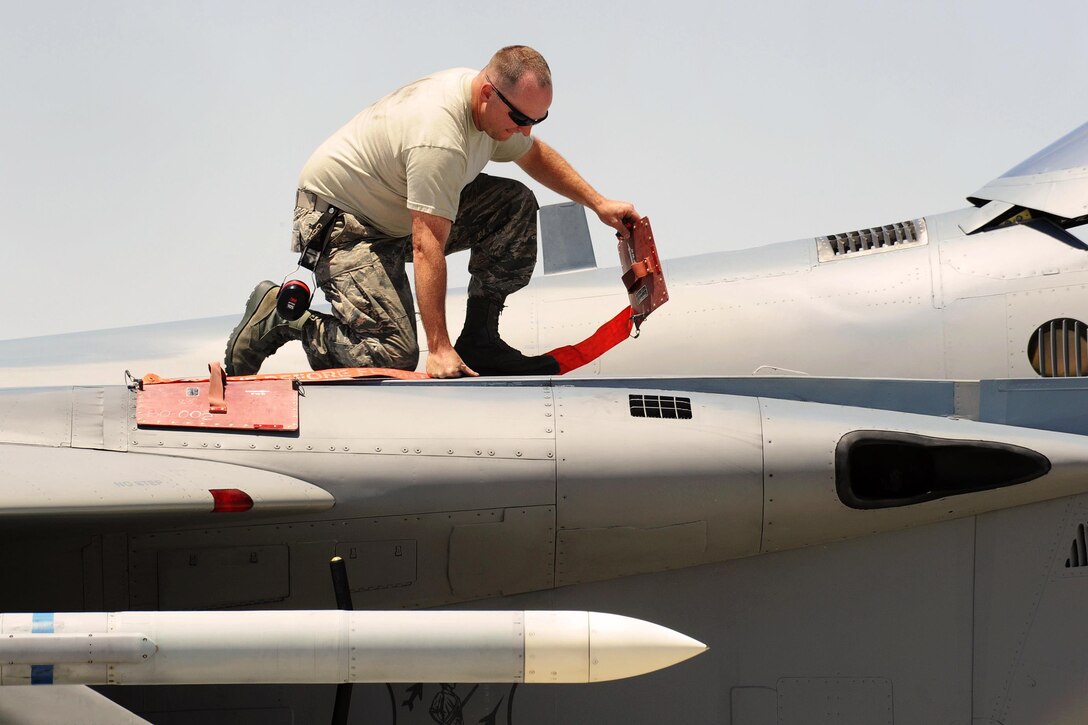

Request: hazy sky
left=3, top=0, right=1087, bottom=340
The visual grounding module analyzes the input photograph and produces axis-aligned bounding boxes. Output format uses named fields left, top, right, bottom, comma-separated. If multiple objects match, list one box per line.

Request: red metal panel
left=617, top=216, right=669, bottom=323
left=141, top=366, right=427, bottom=385
left=136, top=378, right=298, bottom=430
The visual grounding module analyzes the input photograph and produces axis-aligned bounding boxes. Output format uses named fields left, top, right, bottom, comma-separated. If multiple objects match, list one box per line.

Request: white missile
left=0, top=610, right=706, bottom=686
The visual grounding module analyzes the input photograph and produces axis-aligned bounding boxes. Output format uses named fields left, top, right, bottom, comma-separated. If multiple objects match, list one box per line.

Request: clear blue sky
left=3, top=0, right=1087, bottom=339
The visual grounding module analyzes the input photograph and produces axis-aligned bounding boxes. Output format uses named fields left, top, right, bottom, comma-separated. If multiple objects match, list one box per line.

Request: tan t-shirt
left=298, top=68, right=533, bottom=238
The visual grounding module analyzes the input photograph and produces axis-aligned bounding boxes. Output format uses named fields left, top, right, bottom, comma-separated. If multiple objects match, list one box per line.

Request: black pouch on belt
left=298, top=205, right=340, bottom=271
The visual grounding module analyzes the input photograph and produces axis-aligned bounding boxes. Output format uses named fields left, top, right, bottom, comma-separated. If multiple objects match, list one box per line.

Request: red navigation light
left=209, top=489, right=254, bottom=513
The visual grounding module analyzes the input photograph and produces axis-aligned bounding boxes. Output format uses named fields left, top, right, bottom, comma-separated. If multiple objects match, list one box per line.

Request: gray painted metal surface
left=4, top=123, right=1088, bottom=723
left=4, top=201, right=1088, bottom=386
left=4, top=375, right=1088, bottom=723
left=974, top=119, right=1088, bottom=217
left=0, top=685, right=151, bottom=724
left=538, top=201, right=596, bottom=273
left=972, top=120, right=1088, bottom=218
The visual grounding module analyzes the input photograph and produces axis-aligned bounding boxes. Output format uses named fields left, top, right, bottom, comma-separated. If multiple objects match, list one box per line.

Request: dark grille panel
left=1066, top=523, right=1088, bottom=568
left=1029, top=318, right=1088, bottom=377
left=817, top=219, right=927, bottom=261
left=629, top=394, right=692, bottom=419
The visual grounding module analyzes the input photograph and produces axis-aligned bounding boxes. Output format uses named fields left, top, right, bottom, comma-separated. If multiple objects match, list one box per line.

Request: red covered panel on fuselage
left=136, top=378, right=298, bottom=430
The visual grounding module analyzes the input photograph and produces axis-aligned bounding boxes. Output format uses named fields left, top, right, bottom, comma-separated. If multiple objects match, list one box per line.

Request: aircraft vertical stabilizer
left=539, top=202, right=597, bottom=273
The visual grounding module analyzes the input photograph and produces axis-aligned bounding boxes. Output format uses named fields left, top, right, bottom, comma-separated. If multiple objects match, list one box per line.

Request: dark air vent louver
left=1066, top=523, right=1088, bottom=568
left=1029, top=318, right=1088, bottom=378
left=629, top=395, right=692, bottom=419
left=817, top=218, right=928, bottom=262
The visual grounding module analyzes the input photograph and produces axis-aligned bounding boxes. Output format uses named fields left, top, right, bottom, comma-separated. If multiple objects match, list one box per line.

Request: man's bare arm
left=411, top=210, right=477, bottom=378
left=515, top=139, right=639, bottom=237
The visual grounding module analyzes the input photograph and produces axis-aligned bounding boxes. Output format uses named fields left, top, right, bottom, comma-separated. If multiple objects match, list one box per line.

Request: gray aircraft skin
left=3, top=123, right=1088, bottom=723
left=4, top=125, right=1088, bottom=387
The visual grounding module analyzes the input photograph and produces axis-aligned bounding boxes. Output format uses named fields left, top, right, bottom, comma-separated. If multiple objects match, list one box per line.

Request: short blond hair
left=486, top=45, right=551, bottom=89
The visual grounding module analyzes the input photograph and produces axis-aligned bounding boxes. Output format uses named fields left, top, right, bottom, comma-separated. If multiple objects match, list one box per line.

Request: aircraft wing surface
left=0, top=685, right=149, bottom=724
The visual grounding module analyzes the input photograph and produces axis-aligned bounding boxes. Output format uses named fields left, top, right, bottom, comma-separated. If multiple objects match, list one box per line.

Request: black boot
left=454, top=297, right=559, bottom=376
left=224, top=281, right=310, bottom=376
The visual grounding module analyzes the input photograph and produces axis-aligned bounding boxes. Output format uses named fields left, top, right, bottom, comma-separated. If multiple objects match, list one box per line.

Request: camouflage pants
left=297, top=174, right=539, bottom=371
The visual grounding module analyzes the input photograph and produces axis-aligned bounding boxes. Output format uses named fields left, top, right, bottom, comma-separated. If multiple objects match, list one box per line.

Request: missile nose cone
left=587, top=612, right=707, bottom=682
left=523, top=611, right=706, bottom=683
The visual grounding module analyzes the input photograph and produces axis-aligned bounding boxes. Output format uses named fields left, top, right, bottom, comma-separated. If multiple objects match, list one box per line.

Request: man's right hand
left=595, top=199, right=640, bottom=239
left=426, top=346, right=478, bottom=378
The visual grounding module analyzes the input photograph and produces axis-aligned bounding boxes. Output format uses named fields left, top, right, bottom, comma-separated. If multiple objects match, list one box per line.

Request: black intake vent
left=1066, top=523, right=1088, bottom=568
left=836, top=431, right=1051, bottom=509
left=629, top=395, right=692, bottom=419
left=817, top=218, right=927, bottom=262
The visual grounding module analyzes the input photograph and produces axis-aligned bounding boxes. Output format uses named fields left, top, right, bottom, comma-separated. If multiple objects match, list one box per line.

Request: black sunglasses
left=486, top=75, right=548, bottom=127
